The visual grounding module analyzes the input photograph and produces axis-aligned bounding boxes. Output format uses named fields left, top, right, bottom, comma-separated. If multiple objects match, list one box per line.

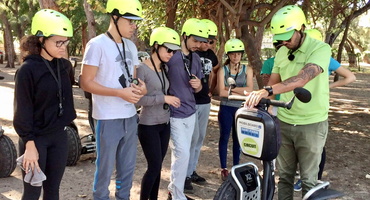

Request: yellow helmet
left=271, top=5, right=306, bottom=41
left=225, top=39, right=244, bottom=54
left=305, top=29, right=323, bottom=41
left=31, top=9, right=73, bottom=37
left=150, top=27, right=181, bottom=50
left=201, top=19, right=218, bottom=39
left=106, top=0, right=143, bottom=20
left=181, top=18, right=208, bottom=42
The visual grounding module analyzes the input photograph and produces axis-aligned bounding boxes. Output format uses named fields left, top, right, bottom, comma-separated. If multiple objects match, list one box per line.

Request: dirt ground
left=0, top=62, right=369, bottom=200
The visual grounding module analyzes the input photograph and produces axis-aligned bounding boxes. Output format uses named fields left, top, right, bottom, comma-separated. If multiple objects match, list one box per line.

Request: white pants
left=168, top=114, right=196, bottom=200
left=187, top=103, right=211, bottom=176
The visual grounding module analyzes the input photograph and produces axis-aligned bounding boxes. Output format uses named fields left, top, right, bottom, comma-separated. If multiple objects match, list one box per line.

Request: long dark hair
left=20, top=35, right=42, bottom=61
left=223, top=57, right=231, bottom=66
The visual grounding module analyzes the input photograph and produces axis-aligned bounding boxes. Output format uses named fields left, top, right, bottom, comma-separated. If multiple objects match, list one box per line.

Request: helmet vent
left=63, top=28, right=67, bottom=31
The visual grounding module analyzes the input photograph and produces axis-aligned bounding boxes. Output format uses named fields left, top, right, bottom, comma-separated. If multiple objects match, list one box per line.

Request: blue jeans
left=218, top=105, right=241, bottom=169
left=168, top=114, right=196, bottom=200
left=187, top=103, right=211, bottom=176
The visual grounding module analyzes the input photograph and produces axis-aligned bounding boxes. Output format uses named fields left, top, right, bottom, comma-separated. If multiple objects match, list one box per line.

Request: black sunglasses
left=163, top=46, right=177, bottom=54
left=208, top=40, right=214, bottom=45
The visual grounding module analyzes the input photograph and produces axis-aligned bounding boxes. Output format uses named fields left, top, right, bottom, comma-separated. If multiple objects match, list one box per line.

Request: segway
left=0, top=76, right=17, bottom=177
left=214, top=87, right=344, bottom=200
left=0, top=126, right=17, bottom=178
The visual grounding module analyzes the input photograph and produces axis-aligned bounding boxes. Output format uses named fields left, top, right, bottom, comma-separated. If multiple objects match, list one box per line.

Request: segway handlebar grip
left=260, top=98, right=290, bottom=108
left=228, top=95, right=246, bottom=101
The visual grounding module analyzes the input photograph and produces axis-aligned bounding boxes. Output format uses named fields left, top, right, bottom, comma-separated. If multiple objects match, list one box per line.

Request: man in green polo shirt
left=244, top=5, right=331, bottom=199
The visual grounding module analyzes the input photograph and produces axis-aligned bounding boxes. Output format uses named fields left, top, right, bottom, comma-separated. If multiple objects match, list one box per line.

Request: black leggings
left=19, top=128, right=68, bottom=200
left=138, top=123, right=170, bottom=200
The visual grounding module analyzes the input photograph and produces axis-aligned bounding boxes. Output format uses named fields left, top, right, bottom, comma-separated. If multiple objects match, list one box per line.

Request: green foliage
left=0, top=0, right=369, bottom=58
left=138, top=0, right=200, bottom=49
left=57, top=0, right=108, bottom=55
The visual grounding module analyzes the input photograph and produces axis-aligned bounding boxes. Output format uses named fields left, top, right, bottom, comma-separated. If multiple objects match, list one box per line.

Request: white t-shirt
left=82, top=34, right=139, bottom=120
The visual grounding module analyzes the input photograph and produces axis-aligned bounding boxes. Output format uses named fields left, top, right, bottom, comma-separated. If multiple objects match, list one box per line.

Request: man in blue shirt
left=166, top=18, right=207, bottom=200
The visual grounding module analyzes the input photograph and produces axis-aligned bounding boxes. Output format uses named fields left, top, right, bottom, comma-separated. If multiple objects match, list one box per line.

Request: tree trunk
left=335, top=14, right=352, bottom=82
left=165, top=0, right=178, bottom=29
left=81, top=23, right=88, bottom=56
left=344, top=43, right=357, bottom=69
left=38, top=0, right=59, bottom=10
left=241, top=26, right=264, bottom=89
left=1, top=12, right=16, bottom=68
left=83, top=0, right=97, bottom=42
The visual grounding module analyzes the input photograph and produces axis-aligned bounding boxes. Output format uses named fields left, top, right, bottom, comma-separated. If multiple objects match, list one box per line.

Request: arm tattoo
left=281, top=63, right=323, bottom=86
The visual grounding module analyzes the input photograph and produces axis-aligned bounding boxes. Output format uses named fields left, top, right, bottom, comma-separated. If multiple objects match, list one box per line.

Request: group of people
left=12, top=1, right=355, bottom=200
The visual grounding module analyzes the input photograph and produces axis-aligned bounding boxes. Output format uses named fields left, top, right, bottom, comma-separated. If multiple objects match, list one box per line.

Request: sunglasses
left=52, top=39, right=70, bottom=48
left=163, top=46, right=177, bottom=54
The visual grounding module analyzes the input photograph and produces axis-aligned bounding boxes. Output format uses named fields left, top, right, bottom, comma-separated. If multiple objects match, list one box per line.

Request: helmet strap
left=182, top=34, right=191, bottom=53
left=154, top=45, right=165, bottom=64
left=111, top=15, right=124, bottom=39
left=40, top=37, right=55, bottom=59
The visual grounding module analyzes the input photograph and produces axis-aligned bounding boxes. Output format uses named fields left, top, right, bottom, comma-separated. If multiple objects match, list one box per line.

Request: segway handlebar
left=228, top=87, right=312, bottom=109
left=228, top=95, right=292, bottom=108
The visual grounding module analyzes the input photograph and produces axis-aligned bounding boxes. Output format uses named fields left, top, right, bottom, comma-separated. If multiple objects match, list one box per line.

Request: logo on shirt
left=115, top=50, right=134, bottom=68
left=200, top=57, right=213, bottom=75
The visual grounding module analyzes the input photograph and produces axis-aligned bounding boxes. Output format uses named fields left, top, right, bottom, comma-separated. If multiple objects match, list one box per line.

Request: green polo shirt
left=261, top=57, right=275, bottom=75
left=272, top=36, right=331, bottom=125
left=261, top=57, right=281, bottom=100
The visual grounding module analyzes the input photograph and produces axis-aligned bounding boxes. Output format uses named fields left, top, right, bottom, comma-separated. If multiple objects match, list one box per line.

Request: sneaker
left=167, top=192, right=195, bottom=200
left=191, top=171, right=206, bottom=184
left=221, top=169, right=229, bottom=181
left=294, top=179, right=302, bottom=191
left=184, top=177, right=193, bottom=193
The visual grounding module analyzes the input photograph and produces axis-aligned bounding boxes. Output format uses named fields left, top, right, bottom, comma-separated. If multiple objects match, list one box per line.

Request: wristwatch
left=263, top=86, right=273, bottom=96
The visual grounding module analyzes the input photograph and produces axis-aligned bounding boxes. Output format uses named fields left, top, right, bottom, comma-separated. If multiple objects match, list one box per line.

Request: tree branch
left=220, top=0, right=237, bottom=15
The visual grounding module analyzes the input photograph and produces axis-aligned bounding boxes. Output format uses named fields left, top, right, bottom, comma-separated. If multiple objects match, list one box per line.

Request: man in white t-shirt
left=80, top=0, right=146, bottom=199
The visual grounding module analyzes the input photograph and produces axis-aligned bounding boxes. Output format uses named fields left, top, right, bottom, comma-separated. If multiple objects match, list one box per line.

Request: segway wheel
left=65, top=126, right=81, bottom=166
left=213, top=177, right=237, bottom=200
left=0, top=135, right=17, bottom=178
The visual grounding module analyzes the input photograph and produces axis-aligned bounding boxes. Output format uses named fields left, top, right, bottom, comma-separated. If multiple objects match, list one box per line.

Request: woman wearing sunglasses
left=135, top=27, right=181, bottom=200
left=13, top=9, right=76, bottom=200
